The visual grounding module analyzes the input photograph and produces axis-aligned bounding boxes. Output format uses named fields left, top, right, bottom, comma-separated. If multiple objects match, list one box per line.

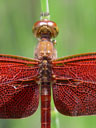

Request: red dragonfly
left=0, top=19, right=96, bottom=128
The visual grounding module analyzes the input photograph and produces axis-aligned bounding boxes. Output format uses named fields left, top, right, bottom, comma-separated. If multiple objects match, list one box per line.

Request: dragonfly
left=0, top=7, right=96, bottom=128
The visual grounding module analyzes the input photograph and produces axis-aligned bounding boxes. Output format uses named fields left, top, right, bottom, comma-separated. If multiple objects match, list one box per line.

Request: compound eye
left=32, top=19, right=59, bottom=39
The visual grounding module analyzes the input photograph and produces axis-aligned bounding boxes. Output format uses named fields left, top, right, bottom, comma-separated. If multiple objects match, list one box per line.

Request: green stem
left=40, top=0, right=50, bottom=20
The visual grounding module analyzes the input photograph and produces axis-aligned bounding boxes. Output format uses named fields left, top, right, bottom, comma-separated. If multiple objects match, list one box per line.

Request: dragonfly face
left=32, top=19, right=59, bottom=39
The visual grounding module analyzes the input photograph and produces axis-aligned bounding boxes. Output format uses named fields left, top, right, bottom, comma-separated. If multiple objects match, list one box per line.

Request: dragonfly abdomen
left=39, top=57, right=52, bottom=128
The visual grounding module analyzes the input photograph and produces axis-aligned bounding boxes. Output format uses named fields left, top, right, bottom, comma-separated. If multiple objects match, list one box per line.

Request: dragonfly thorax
left=38, top=57, right=52, bottom=83
left=34, top=38, right=57, bottom=59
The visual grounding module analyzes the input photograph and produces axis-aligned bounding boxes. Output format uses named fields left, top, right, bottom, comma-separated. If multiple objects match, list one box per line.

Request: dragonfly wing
left=53, top=80, right=96, bottom=116
left=0, top=55, right=39, bottom=118
left=52, top=53, right=96, bottom=116
left=0, top=80, right=39, bottom=118
left=0, top=54, right=39, bottom=83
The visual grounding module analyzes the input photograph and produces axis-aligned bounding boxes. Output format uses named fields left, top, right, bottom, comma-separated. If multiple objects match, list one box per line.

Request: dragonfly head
left=32, top=19, right=59, bottom=39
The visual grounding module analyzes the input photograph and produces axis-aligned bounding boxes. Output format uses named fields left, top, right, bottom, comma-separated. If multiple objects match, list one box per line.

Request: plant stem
left=40, top=0, right=50, bottom=20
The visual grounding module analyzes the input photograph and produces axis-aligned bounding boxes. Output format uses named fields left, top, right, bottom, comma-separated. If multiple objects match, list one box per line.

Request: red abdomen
left=41, top=82, right=51, bottom=128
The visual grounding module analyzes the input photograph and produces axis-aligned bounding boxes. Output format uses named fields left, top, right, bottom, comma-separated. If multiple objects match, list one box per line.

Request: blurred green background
left=0, top=0, right=96, bottom=128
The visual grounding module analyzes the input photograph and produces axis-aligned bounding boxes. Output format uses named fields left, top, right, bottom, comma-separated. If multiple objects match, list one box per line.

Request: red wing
left=52, top=52, right=96, bottom=116
left=0, top=80, right=39, bottom=118
left=0, top=54, right=39, bottom=84
left=0, top=54, right=39, bottom=118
